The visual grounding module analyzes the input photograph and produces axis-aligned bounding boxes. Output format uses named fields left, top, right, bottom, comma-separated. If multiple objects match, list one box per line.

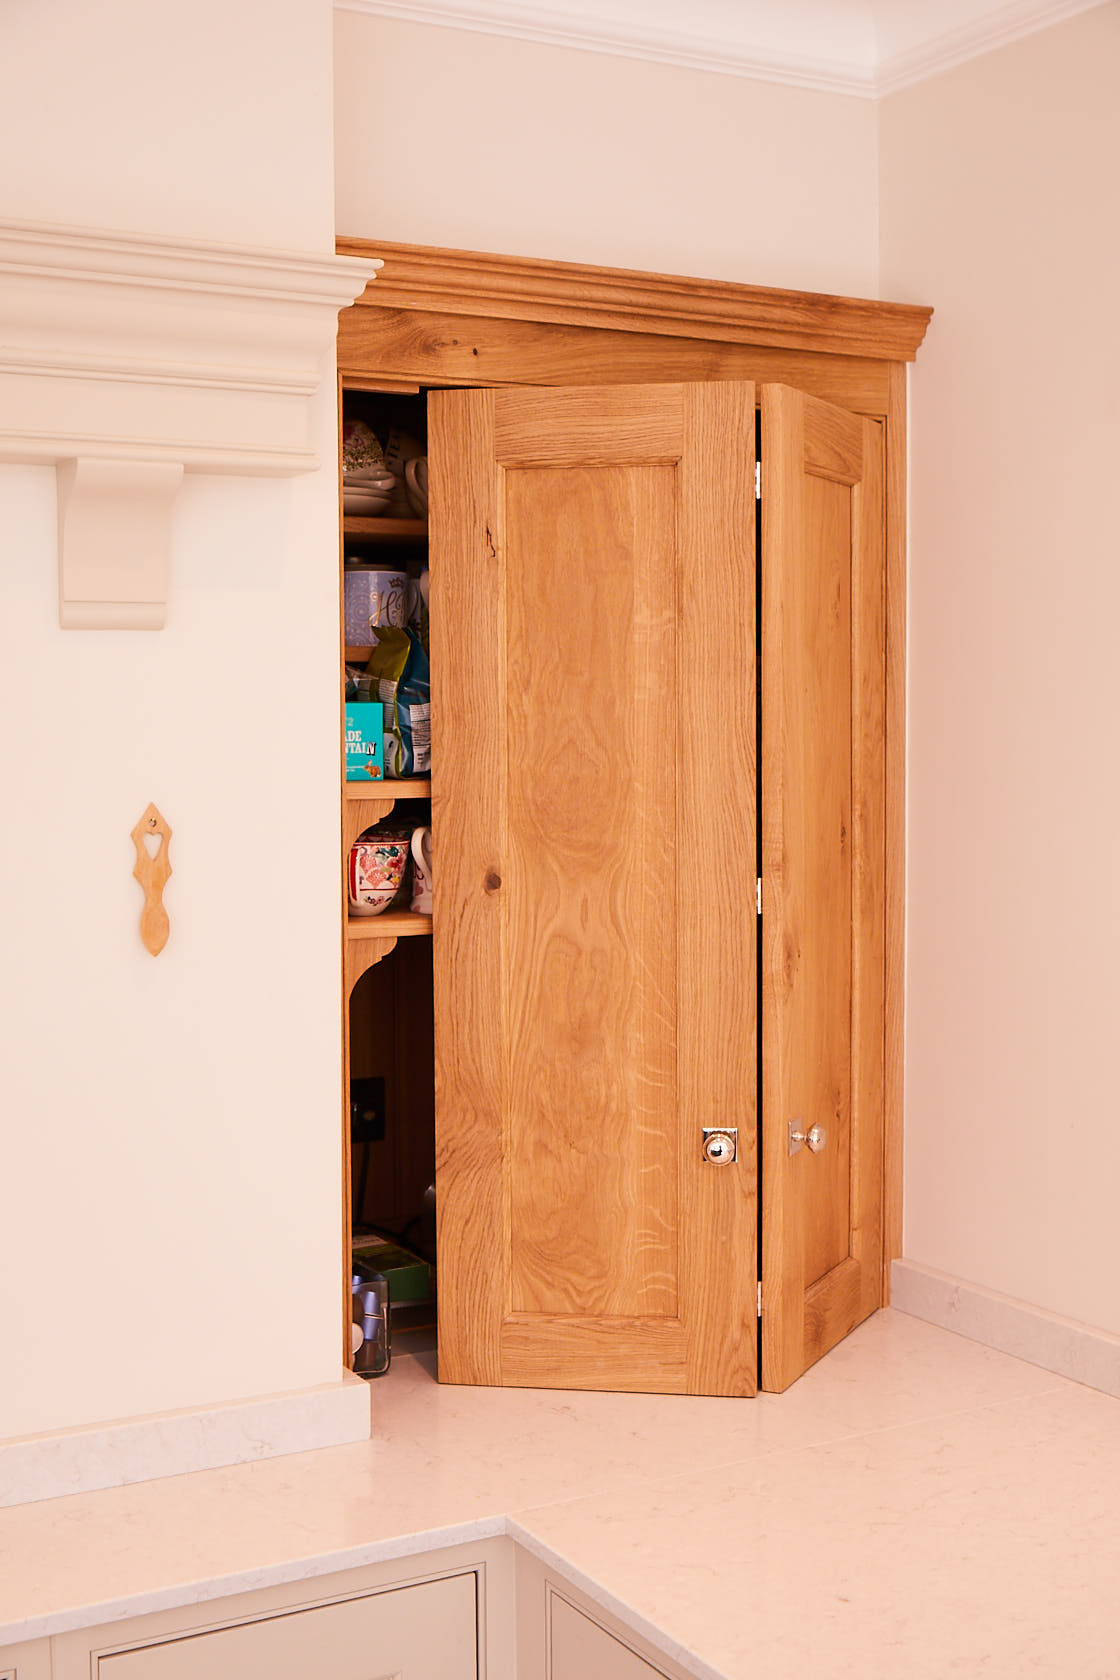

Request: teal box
left=345, top=702, right=385, bottom=782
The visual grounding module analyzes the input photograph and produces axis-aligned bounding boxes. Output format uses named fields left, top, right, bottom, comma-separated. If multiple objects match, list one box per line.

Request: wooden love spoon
left=131, top=803, right=172, bottom=956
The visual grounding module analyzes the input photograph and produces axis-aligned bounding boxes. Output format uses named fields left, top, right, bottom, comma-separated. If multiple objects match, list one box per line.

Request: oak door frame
left=336, top=237, right=931, bottom=1307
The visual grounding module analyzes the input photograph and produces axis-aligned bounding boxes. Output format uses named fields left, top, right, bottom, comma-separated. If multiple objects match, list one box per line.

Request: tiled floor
left=2, top=1309, right=1119, bottom=1675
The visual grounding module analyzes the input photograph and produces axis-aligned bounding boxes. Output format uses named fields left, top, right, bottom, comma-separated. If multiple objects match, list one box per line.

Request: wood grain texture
left=760, top=384, right=885, bottom=1392
left=338, top=308, right=891, bottom=414
left=433, top=382, right=757, bottom=1395
left=677, top=381, right=758, bottom=1397
left=348, top=912, right=433, bottom=939
left=337, top=238, right=932, bottom=362
left=342, top=515, right=428, bottom=547
left=345, top=933, right=400, bottom=998
left=494, top=384, right=683, bottom=466
left=333, top=250, right=921, bottom=1386
left=795, top=471, right=853, bottom=1295
left=883, top=363, right=907, bottom=1297
left=429, top=387, right=507, bottom=1387
left=848, top=415, right=886, bottom=1342
left=502, top=458, right=679, bottom=1321
left=130, top=803, right=171, bottom=956
left=500, top=1318, right=687, bottom=1394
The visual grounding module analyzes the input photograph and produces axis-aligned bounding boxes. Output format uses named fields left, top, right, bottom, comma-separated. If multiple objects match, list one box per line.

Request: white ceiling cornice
left=335, top=0, right=1110, bottom=97
left=334, top=0, right=877, bottom=93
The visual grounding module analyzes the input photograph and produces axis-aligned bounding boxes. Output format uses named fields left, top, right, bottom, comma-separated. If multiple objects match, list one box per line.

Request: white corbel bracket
left=0, top=218, right=380, bottom=629
left=57, top=457, right=184, bottom=630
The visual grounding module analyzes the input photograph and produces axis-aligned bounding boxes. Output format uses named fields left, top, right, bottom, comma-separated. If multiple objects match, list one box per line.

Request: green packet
left=352, top=1234, right=432, bottom=1304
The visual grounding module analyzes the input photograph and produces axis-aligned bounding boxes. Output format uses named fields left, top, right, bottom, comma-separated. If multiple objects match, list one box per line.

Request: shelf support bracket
left=346, top=936, right=400, bottom=997
left=58, top=457, right=184, bottom=629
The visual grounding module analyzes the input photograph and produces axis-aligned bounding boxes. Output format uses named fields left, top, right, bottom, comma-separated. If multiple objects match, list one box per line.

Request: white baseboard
left=0, top=1375, right=371, bottom=1509
left=891, top=1260, right=1120, bottom=1399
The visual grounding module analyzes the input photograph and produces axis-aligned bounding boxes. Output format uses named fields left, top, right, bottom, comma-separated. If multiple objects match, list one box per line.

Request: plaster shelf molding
left=0, top=219, right=379, bottom=628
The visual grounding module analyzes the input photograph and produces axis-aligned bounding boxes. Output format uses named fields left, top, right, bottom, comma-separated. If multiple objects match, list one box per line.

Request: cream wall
left=2, top=0, right=882, bottom=1454
left=0, top=0, right=347, bottom=1439
left=333, top=13, right=881, bottom=297
left=0, top=0, right=335, bottom=250
left=8, top=0, right=1109, bottom=1448
left=880, top=4, right=1120, bottom=1334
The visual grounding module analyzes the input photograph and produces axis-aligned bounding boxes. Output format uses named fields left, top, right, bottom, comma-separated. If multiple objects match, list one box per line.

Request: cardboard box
left=345, top=701, right=384, bottom=781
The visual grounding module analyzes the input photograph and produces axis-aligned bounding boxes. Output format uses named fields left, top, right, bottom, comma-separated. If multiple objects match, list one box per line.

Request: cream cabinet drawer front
left=94, top=1573, right=476, bottom=1680
left=550, top=1595, right=670, bottom=1680
left=0, top=1636, right=51, bottom=1680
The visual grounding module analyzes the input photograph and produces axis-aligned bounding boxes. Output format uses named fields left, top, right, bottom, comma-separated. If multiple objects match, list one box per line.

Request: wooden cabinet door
left=759, top=383, right=886, bottom=1391
left=88, top=1575, right=476, bottom=1679
left=429, top=382, right=759, bottom=1396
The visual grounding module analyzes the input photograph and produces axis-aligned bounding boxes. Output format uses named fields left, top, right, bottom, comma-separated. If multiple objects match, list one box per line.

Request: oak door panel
left=504, top=462, right=679, bottom=1321
left=760, top=383, right=886, bottom=1391
left=430, top=382, right=757, bottom=1395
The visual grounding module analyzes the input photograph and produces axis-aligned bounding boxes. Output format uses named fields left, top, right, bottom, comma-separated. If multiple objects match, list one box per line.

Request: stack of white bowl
left=343, top=465, right=397, bottom=516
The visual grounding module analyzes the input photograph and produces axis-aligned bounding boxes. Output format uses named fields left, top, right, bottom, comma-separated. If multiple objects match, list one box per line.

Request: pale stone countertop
left=2, top=1310, right=1118, bottom=1678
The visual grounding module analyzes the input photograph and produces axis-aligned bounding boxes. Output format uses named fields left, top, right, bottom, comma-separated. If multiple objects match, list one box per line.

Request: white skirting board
left=0, top=1376, right=372, bottom=1510
left=891, top=1260, right=1120, bottom=1399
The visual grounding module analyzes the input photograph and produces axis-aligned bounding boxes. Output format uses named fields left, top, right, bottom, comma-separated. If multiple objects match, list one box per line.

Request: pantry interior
left=342, top=387, right=437, bottom=1368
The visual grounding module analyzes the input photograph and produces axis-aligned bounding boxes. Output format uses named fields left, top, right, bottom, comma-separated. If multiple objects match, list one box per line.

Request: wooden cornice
left=336, top=237, right=932, bottom=363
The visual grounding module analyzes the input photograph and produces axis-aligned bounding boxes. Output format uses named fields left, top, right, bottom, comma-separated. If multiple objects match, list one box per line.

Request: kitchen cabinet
left=336, top=241, right=930, bottom=1395
left=550, top=1596, right=670, bottom=1680
left=0, top=1636, right=50, bottom=1680
left=51, top=1554, right=492, bottom=1680
left=513, top=1548, right=692, bottom=1680
left=84, top=1576, right=474, bottom=1680
left=25, top=1538, right=695, bottom=1680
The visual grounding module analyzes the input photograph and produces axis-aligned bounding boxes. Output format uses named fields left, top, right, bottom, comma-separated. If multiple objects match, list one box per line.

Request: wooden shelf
left=348, top=911, right=432, bottom=940
left=345, top=778, right=431, bottom=800
left=343, top=516, right=428, bottom=545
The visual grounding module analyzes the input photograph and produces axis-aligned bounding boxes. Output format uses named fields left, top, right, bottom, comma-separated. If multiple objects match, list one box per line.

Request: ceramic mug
left=344, top=567, right=411, bottom=642
left=410, top=826, right=433, bottom=914
left=348, top=831, right=409, bottom=917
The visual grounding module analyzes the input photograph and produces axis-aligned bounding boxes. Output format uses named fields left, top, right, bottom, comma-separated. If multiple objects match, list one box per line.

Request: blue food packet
left=345, top=702, right=385, bottom=781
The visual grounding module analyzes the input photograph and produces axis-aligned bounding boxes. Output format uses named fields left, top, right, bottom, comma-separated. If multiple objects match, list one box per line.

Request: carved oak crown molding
left=0, top=219, right=379, bottom=627
left=336, top=237, right=931, bottom=363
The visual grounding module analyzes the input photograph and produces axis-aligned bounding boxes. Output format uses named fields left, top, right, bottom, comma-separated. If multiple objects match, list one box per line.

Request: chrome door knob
left=788, top=1120, right=826, bottom=1156
left=702, top=1128, right=737, bottom=1165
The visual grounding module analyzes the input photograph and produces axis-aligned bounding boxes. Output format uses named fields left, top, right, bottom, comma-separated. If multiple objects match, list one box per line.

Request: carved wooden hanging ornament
left=131, top=803, right=172, bottom=956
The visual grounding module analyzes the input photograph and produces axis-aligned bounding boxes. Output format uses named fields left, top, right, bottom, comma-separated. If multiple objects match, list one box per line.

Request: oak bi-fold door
left=429, top=379, right=884, bottom=1397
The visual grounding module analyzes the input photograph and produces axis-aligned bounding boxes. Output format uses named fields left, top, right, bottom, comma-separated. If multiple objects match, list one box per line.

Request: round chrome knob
left=788, top=1120, right=827, bottom=1156
left=703, top=1132, right=736, bottom=1165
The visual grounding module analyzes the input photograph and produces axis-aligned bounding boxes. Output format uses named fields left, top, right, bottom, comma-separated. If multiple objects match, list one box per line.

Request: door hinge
left=757, top=1281, right=763, bottom=1318
left=755, top=460, right=761, bottom=500
left=756, top=877, right=762, bottom=916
